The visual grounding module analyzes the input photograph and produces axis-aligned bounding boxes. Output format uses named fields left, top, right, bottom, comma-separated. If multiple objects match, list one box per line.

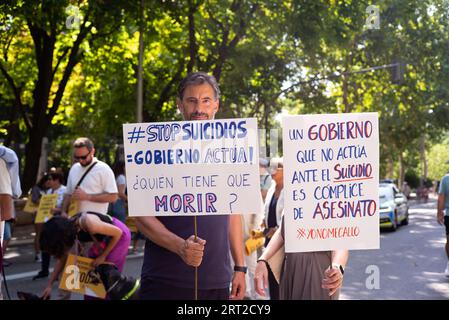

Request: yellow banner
left=23, top=197, right=39, bottom=213
left=59, top=254, right=107, bottom=299
left=68, top=199, right=79, bottom=217
left=244, top=236, right=264, bottom=256
left=125, top=217, right=138, bottom=233
left=35, top=194, right=58, bottom=224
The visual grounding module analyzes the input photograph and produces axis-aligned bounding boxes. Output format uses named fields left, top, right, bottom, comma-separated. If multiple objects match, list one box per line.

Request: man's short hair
left=177, top=72, right=220, bottom=101
left=73, top=137, right=94, bottom=151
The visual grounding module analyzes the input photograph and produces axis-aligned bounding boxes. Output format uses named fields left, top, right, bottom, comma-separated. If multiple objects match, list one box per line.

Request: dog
left=17, top=291, right=49, bottom=300
left=93, top=263, right=140, bottom=300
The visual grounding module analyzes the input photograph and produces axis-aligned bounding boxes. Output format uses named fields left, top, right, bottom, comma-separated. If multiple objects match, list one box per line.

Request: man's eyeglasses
left=74, top=150, right=91, bottom=161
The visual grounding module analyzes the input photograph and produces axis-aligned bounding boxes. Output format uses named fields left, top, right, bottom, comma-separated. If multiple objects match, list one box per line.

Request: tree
left=0, top=0, right=131, bottom=191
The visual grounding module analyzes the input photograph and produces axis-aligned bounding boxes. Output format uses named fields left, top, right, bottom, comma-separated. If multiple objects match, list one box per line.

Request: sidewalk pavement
left=8, top=223, right=35, bottom=247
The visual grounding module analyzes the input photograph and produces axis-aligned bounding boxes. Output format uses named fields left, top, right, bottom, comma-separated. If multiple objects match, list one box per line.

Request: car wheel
left=391, top=211, right=398, bottom=231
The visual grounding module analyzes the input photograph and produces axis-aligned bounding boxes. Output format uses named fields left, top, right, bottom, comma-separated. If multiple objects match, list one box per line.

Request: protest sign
left=282, top=112, right=379, bottom=252
left=35, top=194, right=58, bottom=224
left=67, top=199, right=79, bottom=217
left=123, top=118, right=261, bottom=216
left=59, top=254, right=107, bottom=299
left=23, top=197, right=39, bottom=213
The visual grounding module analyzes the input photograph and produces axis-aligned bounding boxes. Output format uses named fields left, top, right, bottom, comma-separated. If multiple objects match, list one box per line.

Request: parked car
left=379, top=183, right=409, bottom=231
left=380, top=179, right=396, bottom=184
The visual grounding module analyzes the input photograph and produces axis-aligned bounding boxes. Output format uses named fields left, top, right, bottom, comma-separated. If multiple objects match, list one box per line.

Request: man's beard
left=188, top=111, right=213, bottom=121
left=80, top=158, right=93, bottom=167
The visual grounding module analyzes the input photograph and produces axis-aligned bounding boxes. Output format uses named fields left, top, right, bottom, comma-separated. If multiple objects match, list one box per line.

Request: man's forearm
left=438, top=194, right=445, bottom=213
left=331, top=249, right=349, bottom=267
left=61, top=194, right=71, bottom=213
left=229, top=214, right=245, bottom=266
left=87, top=193, right=118, bottom=204
left=135, top=216, right=184, bottom=255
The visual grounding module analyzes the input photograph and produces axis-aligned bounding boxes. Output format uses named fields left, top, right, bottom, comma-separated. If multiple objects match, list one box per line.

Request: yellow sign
left=125, top=217, right=138, bottom=233
left=244, top=236, right=264, bottom=256
left=23, top=197, right=39, bottom=213
left=35, top=194, right=58, bottom=224
left=68, top=199, right=79, bottom=217
left=59, top=254, right=107, bottom=299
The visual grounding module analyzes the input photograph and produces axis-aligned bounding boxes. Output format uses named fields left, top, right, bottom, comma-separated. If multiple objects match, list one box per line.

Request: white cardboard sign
left=123, top=118, right=261, bottom=216
left=282, top=112, right=380, bottom=252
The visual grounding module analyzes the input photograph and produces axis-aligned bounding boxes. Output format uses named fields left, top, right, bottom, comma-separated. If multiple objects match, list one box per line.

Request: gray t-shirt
left=439, top=174, right=449, bottom=216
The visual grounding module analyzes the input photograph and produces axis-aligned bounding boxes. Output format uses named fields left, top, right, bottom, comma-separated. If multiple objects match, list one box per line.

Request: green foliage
left=427, top=135, right=449, bottom=181
left=404, top=170, right=420, bottom=189
left=2, top=0, right=449, bottom=185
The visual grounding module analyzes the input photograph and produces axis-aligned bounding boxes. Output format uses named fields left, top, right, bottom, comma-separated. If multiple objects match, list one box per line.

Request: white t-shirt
left=46, top=185, right=67, bottom=208
left=0, top=159, right=12, bottom=196
left=66, top=158, right=118, bottom=214
left=116, top=174, right=126, bottom=187
left=0, top=158, right=13, bottom=224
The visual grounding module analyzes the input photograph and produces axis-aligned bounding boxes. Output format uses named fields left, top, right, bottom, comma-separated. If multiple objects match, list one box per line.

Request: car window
left=379, top=186, right=394, bottom=201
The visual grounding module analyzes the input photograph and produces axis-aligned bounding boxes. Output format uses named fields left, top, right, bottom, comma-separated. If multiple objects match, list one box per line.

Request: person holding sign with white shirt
left=261, top=157, right=284, bottom=300
left=33, top=171, right=67, bottom=280
left=136, top=72, right=246, bottom=300
left=255, top=155, right=348, bottom=300
left=255, top=159, right=349, bottom=299
left=254, top=221, right=348, bottom=299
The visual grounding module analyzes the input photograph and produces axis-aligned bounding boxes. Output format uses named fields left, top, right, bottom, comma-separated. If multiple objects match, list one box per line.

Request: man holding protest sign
left=135, top=72, right=247, bottom=300
left=33, top=171, right=67, bottom=280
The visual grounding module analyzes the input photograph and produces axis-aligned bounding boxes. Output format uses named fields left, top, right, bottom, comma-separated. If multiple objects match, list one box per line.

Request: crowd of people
left=6, top=71, right=423, bottom=301
left=0, top=72, right=351, bottom=301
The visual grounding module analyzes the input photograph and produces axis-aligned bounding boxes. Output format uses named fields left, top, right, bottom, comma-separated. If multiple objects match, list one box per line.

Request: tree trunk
left=420, top=134, right=427, bottom=186
left=21, top=22, right=55, bottom=193
left=136, top=0, right=144, bottom=123
left=343, top=73, right=350, bottom=113
left=386, top=153, right=394, bottom=179
left=22, top=126, right=46, bottom=193
left=187, top=0, right=198, bottom=73
left=398, top=152, right=405, bottom=190
left=4, top=103, right=20, bottom=148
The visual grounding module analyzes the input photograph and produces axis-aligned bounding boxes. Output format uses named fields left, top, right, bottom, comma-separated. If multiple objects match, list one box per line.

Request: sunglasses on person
left=74, top=150, right=91, bottom=161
